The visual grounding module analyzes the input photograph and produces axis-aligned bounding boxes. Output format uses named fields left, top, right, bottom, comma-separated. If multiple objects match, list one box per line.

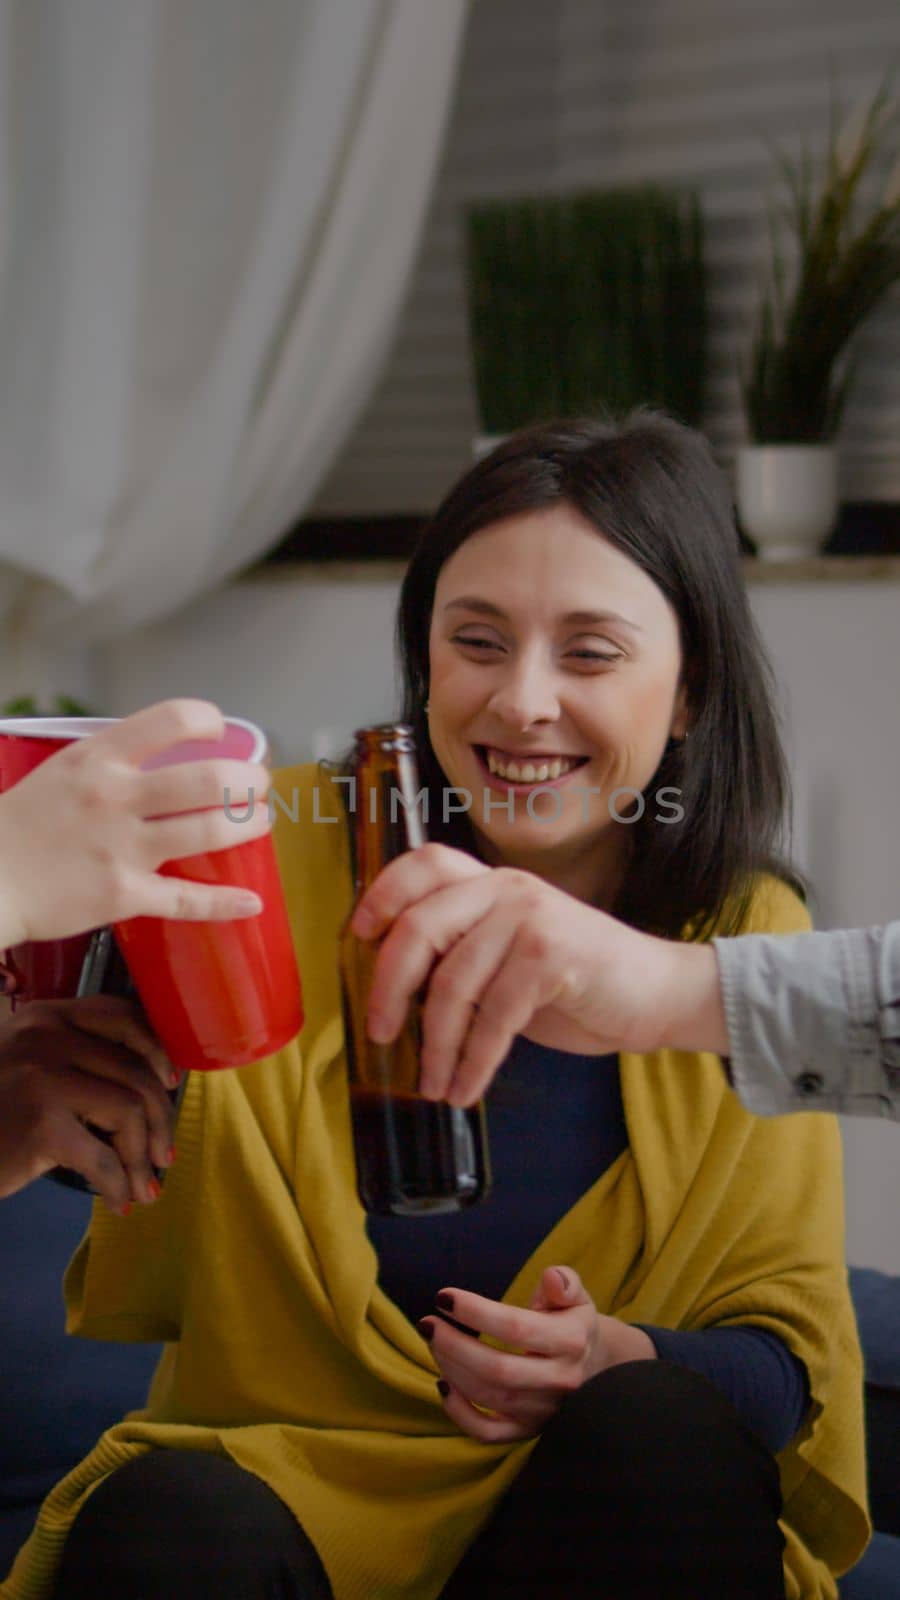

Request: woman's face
left=427, top=504, right=688, bottom=901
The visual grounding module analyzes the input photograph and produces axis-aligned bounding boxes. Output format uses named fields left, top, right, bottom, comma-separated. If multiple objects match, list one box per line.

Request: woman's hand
left=418, top=1265, right=655, bottom=1443
left=352, top=843, right=726, bottom=1106
left=0, top=996, right=178, bottom=1208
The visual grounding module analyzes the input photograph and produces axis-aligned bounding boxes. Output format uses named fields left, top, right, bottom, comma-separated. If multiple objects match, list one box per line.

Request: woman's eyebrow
left=442, top=597, right=507, bottom=618
left=443, top=597, right=642, bottom=632
left=563, top=608, right=643, bottom=634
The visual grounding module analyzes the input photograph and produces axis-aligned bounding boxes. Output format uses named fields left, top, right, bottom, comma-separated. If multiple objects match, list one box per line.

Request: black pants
left=52, top=1362, right=786, bottom=1600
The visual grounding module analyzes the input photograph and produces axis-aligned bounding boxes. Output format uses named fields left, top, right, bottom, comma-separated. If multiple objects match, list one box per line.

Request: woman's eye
left=566, top=645, right=622, bottom=664
left=453, top=633, right=502, bottom=653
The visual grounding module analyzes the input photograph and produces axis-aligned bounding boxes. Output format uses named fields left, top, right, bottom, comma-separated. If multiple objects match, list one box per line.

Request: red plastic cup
left=0, top=719, right=109, bottom=1001
left=0, top=715, right=303, bottom=1071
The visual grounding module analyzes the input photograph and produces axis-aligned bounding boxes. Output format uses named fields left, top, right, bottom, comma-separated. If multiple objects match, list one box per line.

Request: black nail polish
left=417, top=1318, right=434, bottom=1342
left=437, top=1379, right=450, bottom=1398
left=435, top=1291, right=454, bottom=1314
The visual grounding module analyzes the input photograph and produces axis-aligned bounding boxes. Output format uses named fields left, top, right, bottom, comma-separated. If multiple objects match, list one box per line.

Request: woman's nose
left=487, top=659, right=560, bottom=730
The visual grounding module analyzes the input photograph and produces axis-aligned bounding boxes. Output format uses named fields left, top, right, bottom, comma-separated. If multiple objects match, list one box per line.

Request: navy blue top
left=367, top=1037, right=809, bottom=1455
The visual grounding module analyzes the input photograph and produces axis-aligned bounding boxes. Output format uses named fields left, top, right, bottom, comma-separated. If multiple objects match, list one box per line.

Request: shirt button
left=794, top=1071, right=824, bottom=1097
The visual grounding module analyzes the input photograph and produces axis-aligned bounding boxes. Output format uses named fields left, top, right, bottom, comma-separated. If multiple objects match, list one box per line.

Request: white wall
left=749, top=577, right=900, bottom=1271
left=99, top=568, right=402, bottom=765
left=99, top=563, right=900, bottom=1272
left=314, top=0, right=900, bottom=514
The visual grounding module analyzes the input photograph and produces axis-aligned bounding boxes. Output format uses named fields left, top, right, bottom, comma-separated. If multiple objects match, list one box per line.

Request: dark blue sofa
left=0, top=1180, right=160, bottom=1578
left=2, top=1179, right=898, bottom=1590
left=839, top=1268, right=900, bottom=1598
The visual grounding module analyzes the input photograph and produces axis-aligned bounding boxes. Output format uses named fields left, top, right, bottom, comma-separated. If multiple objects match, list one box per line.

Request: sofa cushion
left=865, top=1385, right=900, bottom=1539
left=839, top=1532, right=900, bottom=1599
left=848, top=1267, right=900, bottom=1390
left=0, top=1178, right=160, bottom=1575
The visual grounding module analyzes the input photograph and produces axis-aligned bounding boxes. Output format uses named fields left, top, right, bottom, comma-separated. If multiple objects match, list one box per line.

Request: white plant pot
left=736, top=444, right=838, bottom=561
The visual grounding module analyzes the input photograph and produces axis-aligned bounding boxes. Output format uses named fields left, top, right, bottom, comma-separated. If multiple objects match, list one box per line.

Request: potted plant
left=464, top=184, right=707, bottom=454
left=738, top=78, right=900, bottom=559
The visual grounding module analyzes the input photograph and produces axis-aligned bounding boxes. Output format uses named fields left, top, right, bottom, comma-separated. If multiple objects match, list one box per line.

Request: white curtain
left=0, top=0, right=468, bottom=659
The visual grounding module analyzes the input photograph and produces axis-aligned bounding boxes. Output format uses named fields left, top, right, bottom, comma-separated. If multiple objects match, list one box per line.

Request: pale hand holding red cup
left=0, top=699, right=303, bottom=1072
left=0, top=700, right=270, bottom=945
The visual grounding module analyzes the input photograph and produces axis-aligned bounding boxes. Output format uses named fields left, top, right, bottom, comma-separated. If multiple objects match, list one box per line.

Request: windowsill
left=243, top=554, right=900, bottom=587
left=742, top=555, right=900, bottom=583
left=244, top=507, right=900, bottom=584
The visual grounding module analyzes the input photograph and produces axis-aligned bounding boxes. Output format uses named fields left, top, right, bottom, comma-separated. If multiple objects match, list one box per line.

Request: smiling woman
left=399, top=413, right=789, bottom=939
left=5, top=415, right=868, bottom=1600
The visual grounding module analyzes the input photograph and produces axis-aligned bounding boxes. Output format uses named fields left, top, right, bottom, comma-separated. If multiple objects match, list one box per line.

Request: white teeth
left=485, top=750, right=576, bottom=782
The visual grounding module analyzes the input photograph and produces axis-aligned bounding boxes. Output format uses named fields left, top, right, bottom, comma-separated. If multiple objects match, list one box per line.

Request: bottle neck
left=353, top=738, right=426, bottom=892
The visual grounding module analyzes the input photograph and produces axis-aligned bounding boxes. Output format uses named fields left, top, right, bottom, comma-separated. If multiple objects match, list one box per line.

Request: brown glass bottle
left=338, top=724, right=491, bottom=1216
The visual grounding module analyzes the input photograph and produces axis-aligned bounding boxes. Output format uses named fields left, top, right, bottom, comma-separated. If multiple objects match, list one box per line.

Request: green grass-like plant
left=744, top=76, right=900, bottom=443
left=465, top=185, right=707, bottom=433
left=0, top=695, right=94, bottom=717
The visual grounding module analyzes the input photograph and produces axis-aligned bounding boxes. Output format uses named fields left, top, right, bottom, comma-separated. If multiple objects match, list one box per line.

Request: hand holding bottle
left=353, top=842, right=729, bottom=1105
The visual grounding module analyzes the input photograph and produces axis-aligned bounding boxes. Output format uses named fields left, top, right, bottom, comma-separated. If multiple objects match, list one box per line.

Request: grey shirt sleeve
left=712, top=922, right=900, bottom=1119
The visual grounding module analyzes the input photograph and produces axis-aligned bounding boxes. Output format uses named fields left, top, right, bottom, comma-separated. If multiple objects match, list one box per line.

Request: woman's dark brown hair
left=397, top=412, right=793, bottom=939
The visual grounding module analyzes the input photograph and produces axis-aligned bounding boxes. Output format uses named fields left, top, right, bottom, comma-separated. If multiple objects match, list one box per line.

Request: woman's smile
left=477, top=746, right=590, bottom=788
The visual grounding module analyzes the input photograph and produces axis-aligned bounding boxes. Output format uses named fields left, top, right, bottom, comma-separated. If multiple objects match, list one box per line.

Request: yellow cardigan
left=2, top=765, right=869, bottom=1600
